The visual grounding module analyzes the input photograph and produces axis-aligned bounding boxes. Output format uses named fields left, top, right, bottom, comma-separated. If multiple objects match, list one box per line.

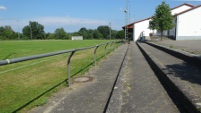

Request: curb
left=104, top=44, right=130, bottom=113
left=146, top=42, right=201, bottom=67
left=106, top=44, right=130, bottom=113
left=136, top=42, right=201, bottom=113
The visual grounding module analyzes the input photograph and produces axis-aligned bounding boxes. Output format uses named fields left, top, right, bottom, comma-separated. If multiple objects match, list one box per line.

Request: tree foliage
left=0, top=26, right=17, bottom=40
left=97, top=26, right=110, bottom=39
left=22, top=21, right=45, bottom=39
left=149, top=1, right=175, bottom=40
left=115, top=30, right=125, bottom=39
left=1, top=21, right=122, bottom=40
left=93, top=30, right=103, bottom=39
left=78, top=27, right=93, bottom=39
left=54, top=28, right=70, bottom=39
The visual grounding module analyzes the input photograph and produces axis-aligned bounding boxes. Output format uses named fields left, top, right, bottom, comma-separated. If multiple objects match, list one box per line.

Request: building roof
left=171, top=3, right=194, bottom=10
left=122, top=17, right=151, bottom=29
left=174, top=4, right=201, bottom=16
left=122, top=3, right=195, bottom=29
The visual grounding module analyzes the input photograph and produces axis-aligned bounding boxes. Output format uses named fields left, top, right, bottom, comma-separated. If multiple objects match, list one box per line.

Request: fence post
left=94, top=45, right=99, bottom=66
left=110, top=42, right=112, bottom=52
left=115, top=41, right=118, bottom=48
left=67, top=50, right=75, bottom=86
left=104, top=43, right=109, bottom=58
left=111, top=42, right=114, bottom=51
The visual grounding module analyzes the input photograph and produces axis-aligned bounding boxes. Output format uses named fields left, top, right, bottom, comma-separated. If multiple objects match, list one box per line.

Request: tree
left=111, top=30, right=118, bottom=40
left=46, top=32, right=55, bottom=39
left=78, top=27, right=89, bottom=39
left=93, top=30, right=103, bottom=39
left=22, top=21, right=45, bottom=39
left=22, top=26, right=31, bottom=39
left=115, top=30, right=125, bottom=39
left=0, top=26, right=17, bottom=40
left=87, top=29, right=94, bottom=39
left=54, top=28, right=70, bottom=39
left=149, top=1, right=175, bottom=41
left=97, top=26, right=110, bottom=39
left=79, top=27, right=88, bottom=33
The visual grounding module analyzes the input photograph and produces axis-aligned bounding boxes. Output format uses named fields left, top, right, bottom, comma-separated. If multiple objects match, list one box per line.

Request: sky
left=0, top=0, right=201, bottom=33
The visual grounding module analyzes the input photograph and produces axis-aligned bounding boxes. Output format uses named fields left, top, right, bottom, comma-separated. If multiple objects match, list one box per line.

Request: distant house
left=123, top=3, right=201, bottom=41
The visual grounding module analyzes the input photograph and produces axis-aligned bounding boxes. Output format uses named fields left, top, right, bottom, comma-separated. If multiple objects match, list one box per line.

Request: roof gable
left=174, top=4, right=201, bottom=16
left=171, top=3, right=194, bottom=10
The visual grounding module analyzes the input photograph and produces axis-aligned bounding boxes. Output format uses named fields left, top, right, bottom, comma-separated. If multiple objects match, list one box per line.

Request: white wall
left=131, top=4, right=194, bottom=41
left=72, top=36, right=83, bottom=40
left=176, top=7, right=201, bottom=40
left=171, top=5, right=192, bottom=15
left=133, top=19, right=152, bottom=41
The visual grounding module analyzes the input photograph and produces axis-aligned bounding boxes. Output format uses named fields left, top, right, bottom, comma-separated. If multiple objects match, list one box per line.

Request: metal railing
left=0, top=40, right=124, bottom=86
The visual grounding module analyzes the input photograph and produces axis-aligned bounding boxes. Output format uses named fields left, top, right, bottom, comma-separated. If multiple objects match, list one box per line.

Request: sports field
left=0, top=40, right=117, bottom=113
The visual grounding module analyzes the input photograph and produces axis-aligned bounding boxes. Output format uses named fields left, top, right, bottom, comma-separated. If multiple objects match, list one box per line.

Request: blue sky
left=0, top=0, right=200, bottom=33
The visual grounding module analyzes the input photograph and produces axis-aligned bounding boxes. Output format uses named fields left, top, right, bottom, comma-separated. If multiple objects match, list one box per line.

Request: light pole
left=17, top=20, right=20, bottom=40
left=124, top=0, right=129, bottom=40
left=109, top=22, right=111, bottom=40
left=29, top=21, right=32, bottom=40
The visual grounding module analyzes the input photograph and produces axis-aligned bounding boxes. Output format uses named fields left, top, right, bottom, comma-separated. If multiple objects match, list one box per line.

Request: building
left=171, top=5, right=201, bottom=40
left=72, top=36, right=83, bottom=40
left=123, top=3, right=201, bottom=41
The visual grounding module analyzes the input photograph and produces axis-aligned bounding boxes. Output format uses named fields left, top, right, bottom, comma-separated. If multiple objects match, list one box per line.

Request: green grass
left=0, top=40, right=110, bottom=60
left=0, top=40, right=118, bottom=113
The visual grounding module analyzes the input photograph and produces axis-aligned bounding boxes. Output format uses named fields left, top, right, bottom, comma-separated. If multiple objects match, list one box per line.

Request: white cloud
left=0, top=16, right=112, bottom=32
left=33, top=16, right=110, bottom=32
left=34, top=16, right=108, bottom=26
left=0, top=6, right=7, bottom=10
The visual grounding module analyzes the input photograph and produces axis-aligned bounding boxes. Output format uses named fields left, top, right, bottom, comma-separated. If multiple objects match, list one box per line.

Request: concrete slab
left=154, top=40, right=201, bottom=55
left=29, top=44, right=128, bottom=113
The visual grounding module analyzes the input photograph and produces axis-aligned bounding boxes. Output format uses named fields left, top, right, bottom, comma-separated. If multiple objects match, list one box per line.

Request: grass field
left=0, top=40, right=118, bottom=113
left=0, top=40, right=111, bottom=60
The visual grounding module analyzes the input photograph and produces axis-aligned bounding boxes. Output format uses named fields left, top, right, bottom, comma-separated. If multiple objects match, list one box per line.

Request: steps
left=137, top=42, right=201, bottom=113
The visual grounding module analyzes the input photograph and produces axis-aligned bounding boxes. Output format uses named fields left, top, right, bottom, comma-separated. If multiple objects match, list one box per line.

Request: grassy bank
left=0, top=40, right=117, bottom=113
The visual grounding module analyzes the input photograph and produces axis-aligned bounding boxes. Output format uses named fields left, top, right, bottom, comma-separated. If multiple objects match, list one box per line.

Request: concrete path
left=107, top=42, right=179, bottom=113
left=29, top=43, right=128, bottom=113
left=29, top=42, right=180, bottom=113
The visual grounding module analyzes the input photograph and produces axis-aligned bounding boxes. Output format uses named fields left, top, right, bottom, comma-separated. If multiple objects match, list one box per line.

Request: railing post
left=67, top=50, right=75, bottom=86
left=111, top=42, right=114, bottom=51
left=104, top=43, right=109, bottom=58
left=115, top=41, right=118, bottom=48
left=111, top=42, right=113, bottom=51
left=113, top=42, right=115, bottom=50
left=94, top=45, right=99, bottom=66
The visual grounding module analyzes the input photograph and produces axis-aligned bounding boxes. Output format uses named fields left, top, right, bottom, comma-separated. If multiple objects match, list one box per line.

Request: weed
left=169, top=45, right=173, bottom=48
left=191, top=51, right=195, bottom=54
